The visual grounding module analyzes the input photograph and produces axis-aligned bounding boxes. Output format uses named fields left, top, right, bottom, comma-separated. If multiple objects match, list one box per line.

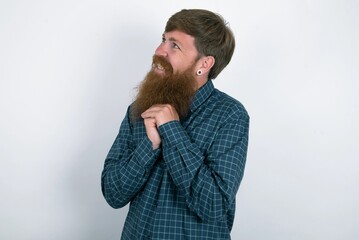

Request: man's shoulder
left=209, top=88, right=249, bottom=118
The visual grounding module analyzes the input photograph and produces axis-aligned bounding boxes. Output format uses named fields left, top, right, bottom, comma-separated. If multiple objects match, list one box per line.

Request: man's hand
left=141, top=104, right=179, bottom=149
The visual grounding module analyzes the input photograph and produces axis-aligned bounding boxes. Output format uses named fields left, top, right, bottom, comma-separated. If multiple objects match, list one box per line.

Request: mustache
left=151, top=55, right=173, bottom=75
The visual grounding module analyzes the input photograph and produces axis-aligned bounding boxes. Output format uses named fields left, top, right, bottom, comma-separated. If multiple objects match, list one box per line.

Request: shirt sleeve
left=101, top=107, right=161, bottom=208
left=158, top=111, right=249, bottom=222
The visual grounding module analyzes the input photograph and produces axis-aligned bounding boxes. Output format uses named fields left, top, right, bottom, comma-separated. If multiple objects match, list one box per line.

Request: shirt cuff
left=134, top=137, right=161, bottom=169
left=158, top=120, right=188, bottom=146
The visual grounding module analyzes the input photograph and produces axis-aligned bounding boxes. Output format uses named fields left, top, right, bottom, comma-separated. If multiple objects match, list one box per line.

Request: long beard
left=131, top=55, right=197, bottom=121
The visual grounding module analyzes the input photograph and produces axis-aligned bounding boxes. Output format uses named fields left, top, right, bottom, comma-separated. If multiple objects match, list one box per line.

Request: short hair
left=165, top=9, right=236, bottom=80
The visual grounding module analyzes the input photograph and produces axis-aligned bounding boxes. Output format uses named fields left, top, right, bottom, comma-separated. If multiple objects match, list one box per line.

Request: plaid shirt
left=102, top=80, right=249, bottom=239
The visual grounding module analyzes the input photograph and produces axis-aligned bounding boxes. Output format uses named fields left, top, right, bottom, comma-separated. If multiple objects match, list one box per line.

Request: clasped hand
left=141, top=104, right=179, bottom=149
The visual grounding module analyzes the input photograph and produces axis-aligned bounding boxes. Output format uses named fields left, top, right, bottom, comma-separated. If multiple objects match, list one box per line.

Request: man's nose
left=155, top=44, right=168, bottom=57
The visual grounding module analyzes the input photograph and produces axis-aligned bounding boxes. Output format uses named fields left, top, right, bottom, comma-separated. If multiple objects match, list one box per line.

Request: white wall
left=1, top=0, right=358, bottom=239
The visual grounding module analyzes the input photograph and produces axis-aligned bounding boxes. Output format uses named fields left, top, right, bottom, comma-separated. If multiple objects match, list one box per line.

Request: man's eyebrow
left=163, top=34, right=183, bottom=47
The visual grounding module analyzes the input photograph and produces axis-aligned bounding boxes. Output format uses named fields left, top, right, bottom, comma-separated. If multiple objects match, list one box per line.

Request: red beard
left=131, top=55, right=197, bottom=121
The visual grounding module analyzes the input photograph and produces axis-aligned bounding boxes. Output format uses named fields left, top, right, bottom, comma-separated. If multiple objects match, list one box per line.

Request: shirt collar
left=190, top=80, right=215, bottom=113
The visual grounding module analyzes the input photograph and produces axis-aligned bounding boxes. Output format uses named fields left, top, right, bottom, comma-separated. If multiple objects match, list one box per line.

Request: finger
left=141, top=110, right=157, bottom=119
left=141, top=105, right=166, bottom=118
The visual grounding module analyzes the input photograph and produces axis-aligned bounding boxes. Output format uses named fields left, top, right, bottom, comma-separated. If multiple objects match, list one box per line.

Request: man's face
left=153, top=30, right=200, bottom=76
left=130, top=30, right=201, bottom=121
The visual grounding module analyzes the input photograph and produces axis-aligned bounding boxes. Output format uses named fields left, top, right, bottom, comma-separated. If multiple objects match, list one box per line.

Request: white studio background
left=0, top=0, right=358, bottom=239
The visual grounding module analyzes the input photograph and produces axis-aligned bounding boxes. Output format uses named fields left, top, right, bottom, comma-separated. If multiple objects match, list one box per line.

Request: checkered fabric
left=102, top=80, right=249, bottom=239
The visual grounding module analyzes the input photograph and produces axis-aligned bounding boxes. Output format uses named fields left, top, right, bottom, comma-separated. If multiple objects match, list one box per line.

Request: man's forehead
left=163, top=31, right=196, bottom=48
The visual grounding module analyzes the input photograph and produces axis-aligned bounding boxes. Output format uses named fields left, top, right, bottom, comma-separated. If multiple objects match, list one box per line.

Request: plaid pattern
left=102, top=80, right=249, bottom=239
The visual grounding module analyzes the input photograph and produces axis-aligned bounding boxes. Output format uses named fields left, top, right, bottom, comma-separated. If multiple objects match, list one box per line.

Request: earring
left=196, top=69, right=202, bottom=76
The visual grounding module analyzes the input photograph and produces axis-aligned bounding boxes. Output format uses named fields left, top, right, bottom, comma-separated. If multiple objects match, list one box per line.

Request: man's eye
left=172, top=43, right=180, bottom=49
left=161, top=37, right=166, bottom=43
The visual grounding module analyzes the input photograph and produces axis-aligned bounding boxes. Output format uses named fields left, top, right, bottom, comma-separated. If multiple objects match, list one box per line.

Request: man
left=101, top=9, right=249, bottom=239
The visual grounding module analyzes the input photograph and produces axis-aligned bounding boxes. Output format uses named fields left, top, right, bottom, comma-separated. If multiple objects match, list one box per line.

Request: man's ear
left=196, top=56, right=215, bottom=76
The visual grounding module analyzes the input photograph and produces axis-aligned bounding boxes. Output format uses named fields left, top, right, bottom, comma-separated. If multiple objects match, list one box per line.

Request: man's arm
left=160, top=114, right=249, bottom=222
left=101, top=107, right=160, bottom=208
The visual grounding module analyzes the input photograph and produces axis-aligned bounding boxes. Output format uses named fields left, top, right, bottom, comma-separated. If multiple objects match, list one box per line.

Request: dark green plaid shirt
left=102, top=80, right=249, bottom=239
